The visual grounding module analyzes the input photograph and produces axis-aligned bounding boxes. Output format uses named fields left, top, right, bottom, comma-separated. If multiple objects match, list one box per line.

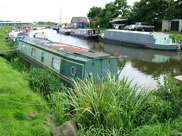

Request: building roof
left=71, top=17, right=89, bottom=24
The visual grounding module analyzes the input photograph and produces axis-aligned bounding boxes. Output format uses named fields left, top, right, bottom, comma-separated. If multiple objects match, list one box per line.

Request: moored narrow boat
left=102, top=29, right=181, bottom=51
left=17, top=38, right=118, bottom=85
left=58, top=28, right=72, bottom=35
left=70, top=29, right=100, bottom=39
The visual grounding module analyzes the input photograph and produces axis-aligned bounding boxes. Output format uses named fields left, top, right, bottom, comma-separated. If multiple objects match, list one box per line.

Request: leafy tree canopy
left=87, top=0, right=182, bottom=29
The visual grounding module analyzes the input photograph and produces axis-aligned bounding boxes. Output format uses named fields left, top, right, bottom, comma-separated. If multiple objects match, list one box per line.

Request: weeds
left=48, top=92, right=72, bottom=126
left=27, top=68, right=66, bottom=98
left=63, top=75, right=175, bottom=135
left=154, top=76, right=182, bottom=117
left=169, top=34, right=182, bottom=43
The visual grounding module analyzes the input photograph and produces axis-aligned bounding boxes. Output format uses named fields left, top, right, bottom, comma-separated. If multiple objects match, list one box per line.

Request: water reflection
left=31, top=29, right=182, bottom=90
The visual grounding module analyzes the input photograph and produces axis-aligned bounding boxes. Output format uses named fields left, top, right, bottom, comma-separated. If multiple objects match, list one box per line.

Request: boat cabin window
left=21, top=44, right=25, bottom=51
left=71, top=66, right=76, bottom=76
left=146, top=36, right=150, bottom=40
left=31, top=48, right=36, bottom=57
left=41, top=52, right=44, bottom=63
left=51, top=57, right=60, bottom=72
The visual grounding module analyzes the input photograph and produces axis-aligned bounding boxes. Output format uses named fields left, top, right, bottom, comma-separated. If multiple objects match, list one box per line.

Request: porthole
left=71, top=66, right=76, bottom=76
left=146, top=36, right=150, bottom=40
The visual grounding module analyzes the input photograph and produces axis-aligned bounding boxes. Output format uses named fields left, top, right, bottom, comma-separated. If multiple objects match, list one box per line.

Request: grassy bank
left=0, top=26, right=14, bottom=51
left=0, top=57, right=51, bottom=136
left=1, top=26, right=182, bottom=135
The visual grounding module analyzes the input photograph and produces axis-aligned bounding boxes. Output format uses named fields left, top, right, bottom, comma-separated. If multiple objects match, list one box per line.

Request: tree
left=101, top=2, right=118, bottom=28
left=87, top=0, right=130, bottom=28
left=114, top=0, right=130, bottom=18
left=87, top=7, right=103, bottom=28
left=129, top=0, right=170, bottom=29
left=129, top=0, right=182, bottom=30
left=87, top=7, right=103, bottom=19
left=174, top=0, right=182, bottom=18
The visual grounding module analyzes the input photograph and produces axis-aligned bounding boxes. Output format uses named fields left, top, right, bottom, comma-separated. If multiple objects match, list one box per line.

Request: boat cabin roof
left=20, top=38, right=110, bottom=60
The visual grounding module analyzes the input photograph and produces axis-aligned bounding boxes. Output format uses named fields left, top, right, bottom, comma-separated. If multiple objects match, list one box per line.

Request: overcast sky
left=0, top=0, right=138, bottom=23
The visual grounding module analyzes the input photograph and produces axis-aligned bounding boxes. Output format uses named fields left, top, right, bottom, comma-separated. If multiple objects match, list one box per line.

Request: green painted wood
left=171, top=21, right=179, bottom=31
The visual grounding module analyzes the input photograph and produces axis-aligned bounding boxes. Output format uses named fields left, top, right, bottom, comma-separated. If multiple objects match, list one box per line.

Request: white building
left=162, top=19, right=182, bottom=32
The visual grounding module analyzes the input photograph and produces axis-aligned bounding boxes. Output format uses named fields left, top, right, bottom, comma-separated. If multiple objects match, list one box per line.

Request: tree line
left=87, top=0, right=182, bottom=30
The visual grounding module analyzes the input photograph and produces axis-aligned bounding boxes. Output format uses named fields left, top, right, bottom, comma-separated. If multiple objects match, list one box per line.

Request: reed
left=65, top=75, right=174, bottom=134
left=27, top=68, right=66, bottom=98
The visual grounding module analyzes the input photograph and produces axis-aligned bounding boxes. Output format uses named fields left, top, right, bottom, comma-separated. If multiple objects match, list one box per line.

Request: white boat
left=8, top=29, right=23, bottom=41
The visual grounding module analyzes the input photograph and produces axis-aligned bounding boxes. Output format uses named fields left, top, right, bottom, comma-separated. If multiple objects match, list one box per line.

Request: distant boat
left=102, top=29, right=181, bottom=51
left=70, top=29, right=100, bottom=39
left=52, top=26, right=59, bottom=30
left=58, top=27, right=72, bottom=35
left=8, top=28, right=23, bottom=41
left=17, top=38, right=118, bottom=85
left=33, top=32, right=48, bottom=40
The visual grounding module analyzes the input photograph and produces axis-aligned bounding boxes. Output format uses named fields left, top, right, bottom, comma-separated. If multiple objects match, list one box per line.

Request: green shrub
left=154, top=76, right=182, bottom=117
left=27, top=68, right=66, bottom=98
left=169, top=34, right=182, bottom=43
left=131, top=117, right=182, bottom=136
left=78, top=126, right=123, bottom=136
left=66, top=75, right=173, bottom=134
left=48, top=92, right=72, bottom=126
left=10, top=56, right=29, bottom=72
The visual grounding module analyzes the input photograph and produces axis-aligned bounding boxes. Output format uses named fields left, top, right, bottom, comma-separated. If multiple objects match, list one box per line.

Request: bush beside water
left=26, top=65, right=182, bottom=135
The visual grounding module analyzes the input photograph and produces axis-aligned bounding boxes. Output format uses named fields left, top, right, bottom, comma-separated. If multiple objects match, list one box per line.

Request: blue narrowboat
left=103, top=30, right=181, bottom=51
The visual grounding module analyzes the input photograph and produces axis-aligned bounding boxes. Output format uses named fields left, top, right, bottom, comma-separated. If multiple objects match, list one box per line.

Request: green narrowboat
left=18, top=38, right=118, bottom=85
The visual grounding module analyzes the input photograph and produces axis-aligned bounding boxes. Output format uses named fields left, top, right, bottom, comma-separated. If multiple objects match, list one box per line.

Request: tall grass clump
left=27, top=68, right=70, bottom=126
left=27, top=68, right=66, bottom=98
left=0, top=26, right=14, bottom=50
left=66, top=75, right=173, bottom=134
left=48, top=91, right=72, bottom=126
left=154, top=76, right=182, bottom=117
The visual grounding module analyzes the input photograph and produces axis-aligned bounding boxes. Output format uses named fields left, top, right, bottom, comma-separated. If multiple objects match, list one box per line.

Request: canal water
left=31, top=29, right=182, bottom=90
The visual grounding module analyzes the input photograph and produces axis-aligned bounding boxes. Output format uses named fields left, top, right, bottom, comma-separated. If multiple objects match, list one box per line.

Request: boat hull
left=59, top=31, right=71, bottom=35
left=70, top=29, right=100, bottom=40
left=103, top=38, right=181, bottom=51
left=71, top=33, right=100, bottom=40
